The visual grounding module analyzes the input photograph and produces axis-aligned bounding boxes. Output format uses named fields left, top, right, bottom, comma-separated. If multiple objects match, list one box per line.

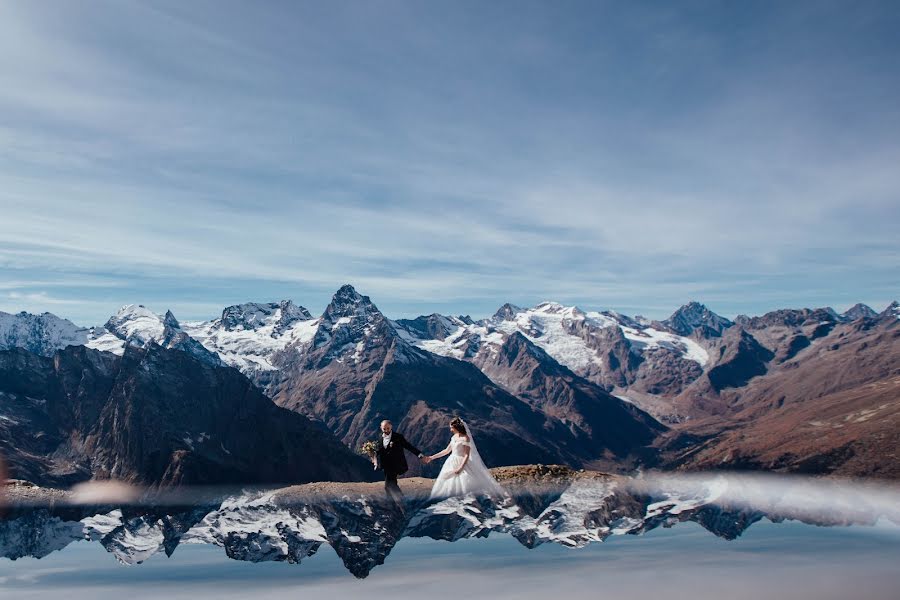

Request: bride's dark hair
left=450, top=417, right=467, bottom=436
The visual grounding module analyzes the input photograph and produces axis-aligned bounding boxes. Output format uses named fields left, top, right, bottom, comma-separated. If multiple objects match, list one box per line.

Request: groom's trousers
left=384, top=471, right=403, bottom=502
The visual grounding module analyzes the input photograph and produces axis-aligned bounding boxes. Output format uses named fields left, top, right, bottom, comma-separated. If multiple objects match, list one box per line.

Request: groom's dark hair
left=450, top=417, right=467, bottom=435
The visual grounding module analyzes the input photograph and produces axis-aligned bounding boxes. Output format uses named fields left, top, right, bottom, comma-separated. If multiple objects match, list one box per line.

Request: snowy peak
left=322, top=284, right=381, bottom=322
left=841, top=303, right=878, bottom=321
left=219, top=300, right=312, bottom=333
left=0, top=310, right=89, bottom=357
left=633, top=315, right=653, bottom=327
left=532, top=301, right=587, bottom=320
left=98, top=305, right=223, bottom=366
left=277, top=300, right=313, bottom=328
left=163, top=310, right=180, bottom=329
left=180, top=301, right=319, bottom=378
left=491, top=303, right=524, bottom=322
left=492, top=301, right=626, bottom=332
left=313, top=285, right=387, bottom=340
left=879, top=300, right=900, bottom=320
left=105, top=304, right=166, bottom=345
left=532, top=301, right=565, bottom=314
left=393, top=313, right=467, bottom=341
left=663, top=301, right=732, bottom=337
left=311, top=285, right=402, bottom=362
left=598, top=310, right=645, bottom=330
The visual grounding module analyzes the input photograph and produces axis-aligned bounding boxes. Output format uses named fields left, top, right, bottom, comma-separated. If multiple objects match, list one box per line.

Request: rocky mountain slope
left=270, top=286, right=662, bottom=475
left=0, top=344, right=374, bottom=487
left=661, top=300, right=733, bottom=337
left=471, top=331, right=664, bottom=458
left=660, top=312, right=900, bottom=477
left=0, top=310, right=90, bottom=356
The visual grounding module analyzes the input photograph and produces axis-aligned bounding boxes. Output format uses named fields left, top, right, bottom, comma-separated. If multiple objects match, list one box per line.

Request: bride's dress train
left=429, top=433, right=506, bottom=499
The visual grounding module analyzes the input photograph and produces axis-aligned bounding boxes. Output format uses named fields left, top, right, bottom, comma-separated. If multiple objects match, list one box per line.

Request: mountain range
left=1, top=286, right=897, bottom=485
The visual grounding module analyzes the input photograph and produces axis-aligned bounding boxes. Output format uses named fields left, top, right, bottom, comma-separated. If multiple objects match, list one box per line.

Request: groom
left=372, top=420, right=429, bottom=502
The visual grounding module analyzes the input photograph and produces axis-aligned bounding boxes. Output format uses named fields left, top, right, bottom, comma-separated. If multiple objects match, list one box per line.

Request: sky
left=1, top=0, right=898, bottom=326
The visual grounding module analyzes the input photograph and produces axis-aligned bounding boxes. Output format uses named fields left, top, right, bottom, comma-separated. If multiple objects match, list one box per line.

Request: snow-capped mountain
left=878, top=300, right=900, bottom=320
left=104, top=304, right=167, bottom=344
left=85, top=304, right=223, bottom=367
left=308, top=284, right=424, bottom=366
left=0, top=310, right=90, bottom=356
left=181, top=300, right=317, bottom=375
left=392, top=313, right=475, bottom=342
left=393, top=300, right=711, bottom=397
left=436, top=300, right=704, bottom=367
left=221, top=300, right=312, bottom=332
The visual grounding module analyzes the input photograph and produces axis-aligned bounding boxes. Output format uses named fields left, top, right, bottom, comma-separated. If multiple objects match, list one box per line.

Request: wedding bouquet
left=360, top=440, right=379, bottom=457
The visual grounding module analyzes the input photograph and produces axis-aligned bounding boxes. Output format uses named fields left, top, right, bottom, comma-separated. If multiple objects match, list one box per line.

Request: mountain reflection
left=1, top=474, right=898, bottom=579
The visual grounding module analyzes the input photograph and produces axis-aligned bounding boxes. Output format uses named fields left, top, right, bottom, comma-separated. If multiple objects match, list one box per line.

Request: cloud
left=0, top=1, right=897, bottom=323
left=4, top=291, right=88, bottom=306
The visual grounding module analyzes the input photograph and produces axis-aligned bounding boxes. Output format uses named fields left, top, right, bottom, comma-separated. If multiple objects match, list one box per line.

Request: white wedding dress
left=429, top=427, right=506, bottom=499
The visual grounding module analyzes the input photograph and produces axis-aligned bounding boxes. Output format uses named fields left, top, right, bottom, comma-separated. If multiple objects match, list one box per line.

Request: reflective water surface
left=2, top=473, right=899, bottom=599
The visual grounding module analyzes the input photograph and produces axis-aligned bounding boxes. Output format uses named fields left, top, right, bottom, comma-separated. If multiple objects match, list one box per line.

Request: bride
left=427, top=417, right=506, bottom=499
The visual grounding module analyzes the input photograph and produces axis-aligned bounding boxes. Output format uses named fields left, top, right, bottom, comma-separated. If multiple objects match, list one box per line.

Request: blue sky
left=1, top=1, right=898, bottom=325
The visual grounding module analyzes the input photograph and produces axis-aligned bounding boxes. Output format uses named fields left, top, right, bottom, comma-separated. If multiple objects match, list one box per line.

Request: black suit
left=374, top=431, right=422, bottom=502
